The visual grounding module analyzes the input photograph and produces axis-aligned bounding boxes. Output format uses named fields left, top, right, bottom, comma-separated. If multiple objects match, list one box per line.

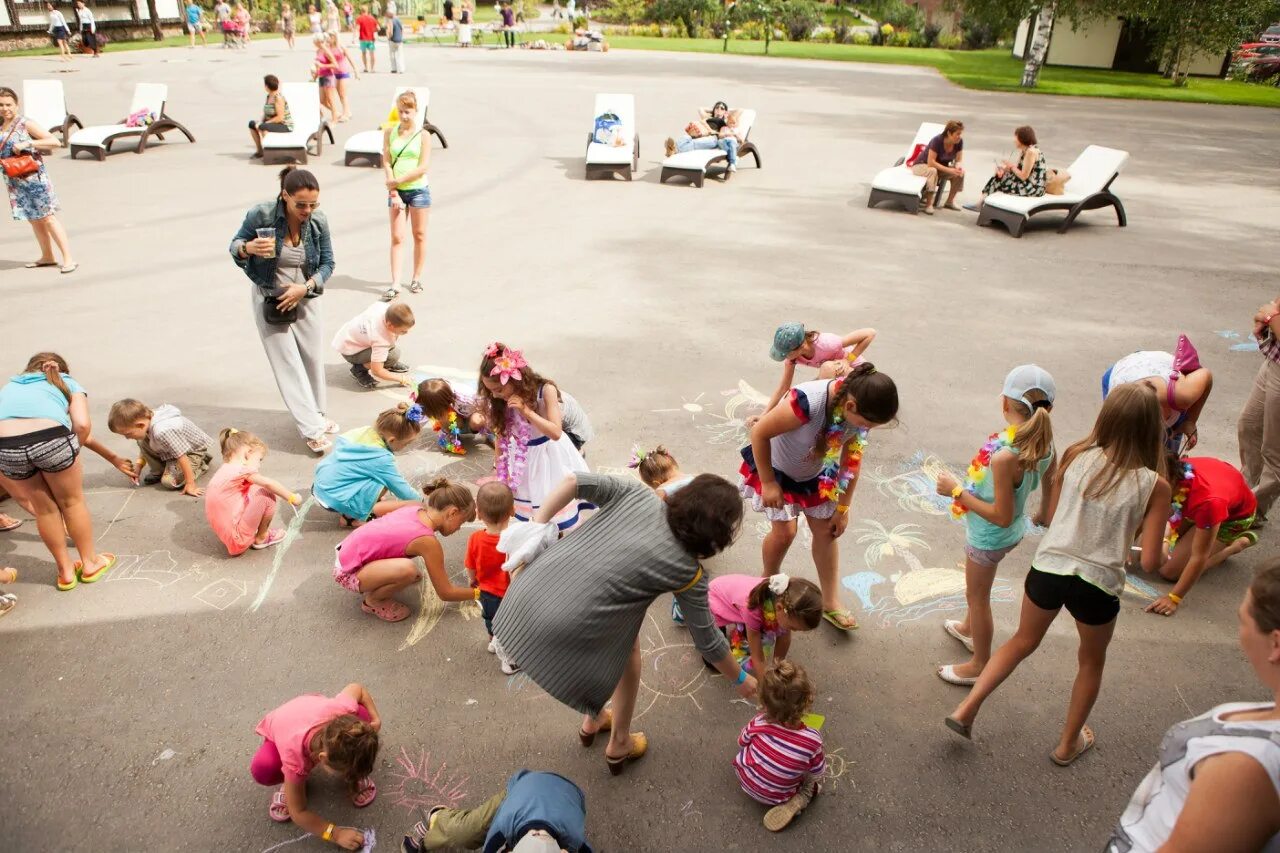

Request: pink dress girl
left=204, top=463, right=284, bottom=556
left=709, top=574, right=787, bottom=670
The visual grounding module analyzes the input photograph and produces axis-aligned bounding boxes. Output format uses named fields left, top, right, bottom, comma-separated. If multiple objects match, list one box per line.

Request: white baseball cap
left=1002, top=364, right=1056, bottom=411
left=510, top=831, right=562, bottom=853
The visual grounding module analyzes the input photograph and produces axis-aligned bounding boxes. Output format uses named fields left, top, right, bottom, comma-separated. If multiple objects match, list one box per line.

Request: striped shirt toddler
left=734, top=713, right=825, bottom=805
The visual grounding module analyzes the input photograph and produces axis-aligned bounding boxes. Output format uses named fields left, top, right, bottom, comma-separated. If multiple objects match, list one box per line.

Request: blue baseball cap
left=770, top=323, right=805, bottom=361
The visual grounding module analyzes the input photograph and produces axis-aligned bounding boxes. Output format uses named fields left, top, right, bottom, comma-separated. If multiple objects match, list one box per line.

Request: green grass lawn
left=604, top=38, right=1280, bottom=108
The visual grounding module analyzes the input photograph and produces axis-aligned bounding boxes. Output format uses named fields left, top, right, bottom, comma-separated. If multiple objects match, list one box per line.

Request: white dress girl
left=505, top=385, right=590, bottom=530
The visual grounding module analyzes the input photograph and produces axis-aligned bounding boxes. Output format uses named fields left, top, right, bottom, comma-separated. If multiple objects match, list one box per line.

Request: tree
left=1123, top=0, right=1280, bottom=86
left=1020, top=0, right=1056, bottom=86
left=777, top=0, right=822, bottom=41
left=726, top=0, right=776, bottom=53
left=147, top=0, right=163, bottom=39
left=650, top=0, right=719, bottom=37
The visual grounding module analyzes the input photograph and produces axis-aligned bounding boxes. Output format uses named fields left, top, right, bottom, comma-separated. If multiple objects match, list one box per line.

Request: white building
left=1013, top=13, right=1229, bottom=77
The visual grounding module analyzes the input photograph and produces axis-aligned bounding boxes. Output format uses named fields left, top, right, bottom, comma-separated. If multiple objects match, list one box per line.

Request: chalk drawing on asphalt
left=387, top=747, right=470, bottom=813
left=635, top=613, right=714, bottom=721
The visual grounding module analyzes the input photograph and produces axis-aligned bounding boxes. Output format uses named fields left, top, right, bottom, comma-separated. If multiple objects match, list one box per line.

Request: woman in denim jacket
left=230, top=167, right=338, bottom=454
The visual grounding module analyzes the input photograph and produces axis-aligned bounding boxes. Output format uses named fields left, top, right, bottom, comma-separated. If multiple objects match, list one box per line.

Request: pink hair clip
left=489, top=348, right=527, bottom=385
left=627, top=447, right=646, bottom=469
left=484, top=342, right=503, bottom=358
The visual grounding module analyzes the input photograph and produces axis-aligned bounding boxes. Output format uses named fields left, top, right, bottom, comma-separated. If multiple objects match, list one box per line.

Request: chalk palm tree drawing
left=842, top=520, right=1014, bottom=628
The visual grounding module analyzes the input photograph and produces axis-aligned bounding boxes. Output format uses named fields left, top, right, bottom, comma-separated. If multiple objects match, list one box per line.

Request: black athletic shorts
left=1024, top=567, right=1119, bottom=626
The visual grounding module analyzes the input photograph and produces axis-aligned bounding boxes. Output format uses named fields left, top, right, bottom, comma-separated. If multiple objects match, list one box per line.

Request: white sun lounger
left=866, top=122, right=945, bottom=214
left=659, top=109, right=760, bottom=188
left=68, top=83, right=195, bottom=161
left=978, top=145, right=1129, bottom=237
left=22, top=79, right=82, bottom=144
left=262, top=83, right=334, bottom=166
left=584, top=93, right=638, bottom=181
left=343, top=86, right=447, bottom=168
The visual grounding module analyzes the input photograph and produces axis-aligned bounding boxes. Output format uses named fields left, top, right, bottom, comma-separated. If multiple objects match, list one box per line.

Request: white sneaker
left=728, top=163, right=737, bottom=173
left=500, top=658, right=521, bottom=675
left=487, top=637, right=497, bottom=654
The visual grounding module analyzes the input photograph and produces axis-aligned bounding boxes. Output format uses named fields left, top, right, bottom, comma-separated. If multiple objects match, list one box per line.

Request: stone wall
left=1, top=22, right=183, bottom=51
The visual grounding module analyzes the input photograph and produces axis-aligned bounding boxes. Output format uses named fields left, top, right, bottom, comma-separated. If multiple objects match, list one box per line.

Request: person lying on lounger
left=664, top=101, right=744, bottom=173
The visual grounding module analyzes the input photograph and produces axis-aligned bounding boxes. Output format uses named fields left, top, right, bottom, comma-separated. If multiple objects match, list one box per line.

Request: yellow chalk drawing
left=864, top=451, right=958, bottom=517
left=635, top=612, right=713, bottom=720
left=400, top=570, right=482, bottom=651
left=892, top=567, right=967, bottom=605
left=823, top=747, right=850, bottom=792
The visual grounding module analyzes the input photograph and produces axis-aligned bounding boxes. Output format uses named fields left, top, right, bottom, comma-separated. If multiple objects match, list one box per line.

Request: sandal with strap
left=306, top=436, right=333, bottom=454
left=362, top=598, right=411, bottom=622
left=605, top=732, right=647, bottom=776
left=380, top=286, right=401, bottom=303
left=0, top=515, right=22, bottom=532
left=579, top=708, right=613, bottom=747
left=351, top=776, right=377, bottom=807
left=1051, top=725, right=1095, bottom=767
left=406, top=280, right=424, bottom=294
left=76, top=553, right=117, bottom=584
left=251, top=528, right=287, bottom=550
left=269, top=789, right=292, bottom=822
left=0, top=594, right=16, bottom=617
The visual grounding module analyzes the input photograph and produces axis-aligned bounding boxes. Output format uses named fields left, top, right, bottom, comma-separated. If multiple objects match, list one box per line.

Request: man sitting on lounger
left=664, top=101, right=743, bottom=173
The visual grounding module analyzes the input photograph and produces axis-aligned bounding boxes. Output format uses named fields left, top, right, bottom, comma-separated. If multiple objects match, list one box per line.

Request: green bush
left=597, top=0, right=647, bottom=24
left=921, top=21, right=940, bottom=47
left=777, top=0, right=823, bottom=41
left=891, top=30, right=912, bottom=46
left=648, top=0, right=718, bottom=38
left=958, top=16, right=998, bottom=50
left=554, top=21, right=573, bottom=33
left=864, top=0, right=921, bottom=31
left=812, top=28, right=835, bottom=42
left=632, top=21, right=662, bottom=35
left=734, top=20, right=766, bottom=39
left=852, top=30, right=871, bottom=44
left=936, top=31, right=962, bottom=49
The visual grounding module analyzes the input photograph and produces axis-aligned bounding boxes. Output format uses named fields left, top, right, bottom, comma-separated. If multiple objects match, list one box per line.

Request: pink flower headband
left=486, top=344, right=528, bottom=386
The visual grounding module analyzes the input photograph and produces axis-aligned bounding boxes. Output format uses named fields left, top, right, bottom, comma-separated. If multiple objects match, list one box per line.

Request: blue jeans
left=676, top=134, right=738, bottom=166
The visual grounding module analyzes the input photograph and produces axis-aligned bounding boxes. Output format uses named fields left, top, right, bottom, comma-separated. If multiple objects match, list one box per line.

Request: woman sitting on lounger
left=664, top=101, right=744, bottom=173
left=971, top=125, right=1045, bottom=209
left=249, top=75, right=294, bottom=160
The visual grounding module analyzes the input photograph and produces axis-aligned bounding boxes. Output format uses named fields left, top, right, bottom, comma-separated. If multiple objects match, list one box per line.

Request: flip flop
left=0, top=595, right=16, bottom=617
left=943, top=620, right=974, bottom=652
left=579, top=708, right=613, bottom=747
left=605, top=731, right=647, bottom=776
left=822, top=609, right=859, bottom=631
left=1051, top=725, right=1095, bottom=767
left=76, top=553, right=117, bottom=584
left=57, top=574, right=77, bottom=591
left=945, top=716, right=972, bottom=740
left=24, top=260, right=57, bottom=268
left=362, top=598, right=410, bottom=622
left=269, top=789, right=292, bottom=822
left=937, top=665, right=978, bottom=686
left=251, top=528, right=287, bottom=550
left=351, top=776, right=377, bottom=807
left=60, top=263, right=79, bottom=275
left=0, top=567, right=16, bottom=584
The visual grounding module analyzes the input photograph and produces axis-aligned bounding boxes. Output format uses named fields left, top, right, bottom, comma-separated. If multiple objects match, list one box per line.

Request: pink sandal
left=251, top=529, right=287, bottom=550
left=351, top=776, right=377, bottom=808
left=361, top=599, right=410, bottom=622
left=269, top=789, right=291, bottom=822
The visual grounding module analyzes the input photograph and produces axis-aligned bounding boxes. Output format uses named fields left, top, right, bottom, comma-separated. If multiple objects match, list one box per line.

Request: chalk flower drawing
left=842, top=520, right=1015, bottom=628
left=387, top=747, right=469, bottom=813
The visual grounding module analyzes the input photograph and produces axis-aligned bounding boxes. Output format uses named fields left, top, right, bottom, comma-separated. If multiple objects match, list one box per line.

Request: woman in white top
left=946, top=383, right=1172, bottom=766
left=1109, top=558, right=1280, bottom=852
left=1104, top=349, right=1213, bottom=452
left=46, top=3, right=72, bottom=61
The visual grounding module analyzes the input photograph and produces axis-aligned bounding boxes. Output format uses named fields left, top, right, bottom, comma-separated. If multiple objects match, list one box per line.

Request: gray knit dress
left=492, top=473, right=732, bottom=716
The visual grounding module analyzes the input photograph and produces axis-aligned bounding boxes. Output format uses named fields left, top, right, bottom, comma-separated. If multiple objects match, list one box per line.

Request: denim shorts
left=0, top=425, right=80, bottom=481
left=391, top=187, right=432, bottom=209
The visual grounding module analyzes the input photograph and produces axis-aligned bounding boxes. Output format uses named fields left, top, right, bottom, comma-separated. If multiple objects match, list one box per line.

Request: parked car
left=1235, top=42, right=1280, bottom=60
left=1261, top=24, right=1280, bottom=44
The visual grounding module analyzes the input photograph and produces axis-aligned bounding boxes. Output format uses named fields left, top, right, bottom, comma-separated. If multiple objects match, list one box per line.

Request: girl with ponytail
left=933, top=365, right=1057, bottom=686
left=708, top=573, right=822, bottom=680
left=741, top=361, right=899, bottom=632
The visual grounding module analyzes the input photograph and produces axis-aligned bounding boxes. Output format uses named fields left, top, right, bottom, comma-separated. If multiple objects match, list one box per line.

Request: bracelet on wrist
left=836, top=504, right=850, bottom=515
left=322, top=823, right=335, bottom=842
left=473, top=587, right=481, bottom=601
left=1167, top=592, right=1182, bottom=605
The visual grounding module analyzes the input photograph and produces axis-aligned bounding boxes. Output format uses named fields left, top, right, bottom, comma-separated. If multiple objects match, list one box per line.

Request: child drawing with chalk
left=414, top=377, right=487, bottom=454
left=631, top=445, right=695, bottom=624
left=465, top=481, right=519, bottom=673
left=735, top=660, right=825, bottom=831
left=313, top=403, right=425, bottom=527
left=251, top=682, right=380, bottom=850
left=709, top=574, right=822, bottom=677
left=933, top=365, right=1057, bottom=686
left=750, top=323, right=877, bottom=428
left=332, top=478, right=479, bottom=623
left=204, top=428, right=302, bottom=556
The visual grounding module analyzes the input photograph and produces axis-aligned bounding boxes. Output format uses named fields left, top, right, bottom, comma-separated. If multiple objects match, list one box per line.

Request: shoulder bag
left=1, top=120, right=40, bottom=179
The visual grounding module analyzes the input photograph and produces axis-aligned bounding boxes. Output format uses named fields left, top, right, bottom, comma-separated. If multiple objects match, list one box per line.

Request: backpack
left=592, top=112, right=621, bottom=145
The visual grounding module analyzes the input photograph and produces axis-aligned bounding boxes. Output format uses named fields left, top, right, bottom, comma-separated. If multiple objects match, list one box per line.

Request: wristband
left=1167, top=593, right=1182, bottom=605
left=836, top=504, right=850, bottom=515
left=322, top=823, right=335, bottom=842
left=474, top=587, right=481, bottom=600
left=735, top=667, right=747, bottom=685
left=950, top=485, right=963, bottom=499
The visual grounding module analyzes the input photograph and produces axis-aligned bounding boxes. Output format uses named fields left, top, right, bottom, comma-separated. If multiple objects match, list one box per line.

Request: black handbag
left=261, top=288, right=298, bottom=325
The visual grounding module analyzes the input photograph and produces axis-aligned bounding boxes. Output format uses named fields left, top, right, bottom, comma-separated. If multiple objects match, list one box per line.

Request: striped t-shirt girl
left=734, top=713, right=825, bottom=805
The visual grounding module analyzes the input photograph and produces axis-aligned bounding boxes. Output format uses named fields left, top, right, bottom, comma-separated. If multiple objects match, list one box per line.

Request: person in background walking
left=47, top=3, right=72, bottom=61
left=355, top=5, right=378, bottom=72
left=499, top=0, right=515, bottom=47
left=186, top=0, right=208, bottom=47
left=386, top=11, right=405, bottom=73
left=1240, top=295, right=1280, bottom=527
left=74, top=0, right=99, bottom=56
left=280, top=3, right=296, bottom=48
left=1, top=87, right=76, bottom=274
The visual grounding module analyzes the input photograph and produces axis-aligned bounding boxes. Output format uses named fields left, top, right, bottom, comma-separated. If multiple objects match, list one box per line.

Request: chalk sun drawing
left=635, top=612, right=714, bottom=720
left=387, top=747, right=469, bottom=813
left=841, top=520, right=1015, bottom=628
left=822, top=747, right=851, bottom=793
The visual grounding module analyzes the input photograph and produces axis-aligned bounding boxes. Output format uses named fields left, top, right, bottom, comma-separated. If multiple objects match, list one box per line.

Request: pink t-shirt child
left=794, top=332, right=850, bottom=367
left=204, top=463, right=278, bottom=556
left=708, top=574, right=787, bottom=634
left=255, top=692, right=359, bottom=782
left=332, top=302, right=402, bottom=364
left=335, top=505, right=434, bottom=580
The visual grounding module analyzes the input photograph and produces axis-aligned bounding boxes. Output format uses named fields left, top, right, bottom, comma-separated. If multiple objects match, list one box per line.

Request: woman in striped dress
left=492, top=472, right=757, bottom=775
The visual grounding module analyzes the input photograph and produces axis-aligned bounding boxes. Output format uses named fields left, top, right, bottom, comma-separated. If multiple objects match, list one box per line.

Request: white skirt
left=458, top=23, right=472, bottom=43
left=515, top=433, right=590, bottom=530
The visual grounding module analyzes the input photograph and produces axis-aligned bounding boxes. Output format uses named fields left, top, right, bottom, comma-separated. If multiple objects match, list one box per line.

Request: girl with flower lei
left=933, top=365, right=1057, bottom=686
left=1148, top=453, right=1259, bottom=618
left=413, top=377, right=488, bottom=455
left=707, top=574, right=823, bottom=680
left=477, top=343, right=591, bottom=531
left=740, top=362, right=899, bottom=633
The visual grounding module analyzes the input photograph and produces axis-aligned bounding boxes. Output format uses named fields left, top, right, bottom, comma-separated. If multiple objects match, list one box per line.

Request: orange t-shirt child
left=466, top=530, right=510, bottom=636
